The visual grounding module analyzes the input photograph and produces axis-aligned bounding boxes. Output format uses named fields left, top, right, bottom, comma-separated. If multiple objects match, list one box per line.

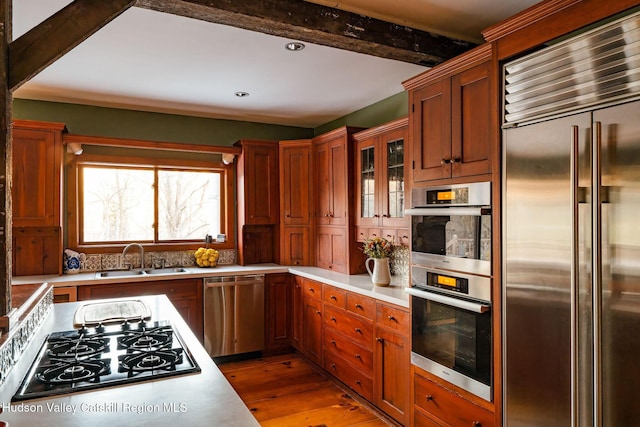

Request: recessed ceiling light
left=235, top=91, right=249, bottom=98
left=285, top=42, right=305, bottom=52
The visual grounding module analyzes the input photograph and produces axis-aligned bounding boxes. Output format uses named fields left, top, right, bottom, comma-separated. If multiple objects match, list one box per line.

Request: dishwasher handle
left=204, top=274, right=264, bottom=288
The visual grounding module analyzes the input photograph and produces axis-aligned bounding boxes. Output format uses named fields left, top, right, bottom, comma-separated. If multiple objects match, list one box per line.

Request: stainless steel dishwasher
left=203, top=274, right=265, bottom=357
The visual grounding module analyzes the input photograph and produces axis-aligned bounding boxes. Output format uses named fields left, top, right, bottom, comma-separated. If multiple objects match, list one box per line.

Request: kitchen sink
left=94, top=267, right=188, bottom=279
left=142, top=267, right=188, bottom=275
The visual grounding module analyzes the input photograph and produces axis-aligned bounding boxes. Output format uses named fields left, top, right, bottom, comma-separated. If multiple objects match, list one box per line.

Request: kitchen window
left=68, top=153, right=234, bottom=252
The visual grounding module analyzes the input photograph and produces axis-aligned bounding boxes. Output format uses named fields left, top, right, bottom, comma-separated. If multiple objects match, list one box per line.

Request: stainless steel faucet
left=122, top=243, right=145, bottom=269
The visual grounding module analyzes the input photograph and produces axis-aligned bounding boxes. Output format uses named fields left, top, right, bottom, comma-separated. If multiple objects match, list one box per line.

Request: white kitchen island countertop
left=0, top=294, right=259, bottom=427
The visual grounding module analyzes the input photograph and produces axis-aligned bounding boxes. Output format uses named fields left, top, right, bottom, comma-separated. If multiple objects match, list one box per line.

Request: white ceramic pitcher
left=365, top=257, right=391, bottom=287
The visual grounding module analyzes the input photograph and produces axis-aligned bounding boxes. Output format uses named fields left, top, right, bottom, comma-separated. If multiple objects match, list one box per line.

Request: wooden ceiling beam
left=8, top=0, right=136, bottom=91
left=135, top=0, right=476, bottom=67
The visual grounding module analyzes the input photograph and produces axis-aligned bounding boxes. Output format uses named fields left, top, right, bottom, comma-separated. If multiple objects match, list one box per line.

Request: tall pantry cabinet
left=12, top=120, right=65, bottom=276
left=279, top=140, right=313, bottom=266
left=313, top=127, right=366, bottom=274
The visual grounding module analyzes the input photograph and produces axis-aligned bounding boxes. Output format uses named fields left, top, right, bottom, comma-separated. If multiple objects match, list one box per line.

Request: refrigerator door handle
left=570, top=125, right=579, bottom=427
left=593, top=121, right=603, bottom=427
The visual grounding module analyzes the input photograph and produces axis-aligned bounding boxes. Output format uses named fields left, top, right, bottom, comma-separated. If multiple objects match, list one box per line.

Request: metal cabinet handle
left=309, top=288, right=315, bottom=293
left=376, top=337, right=383, bottom=343
left=330, top=295, right=337, bottom=300
left=331, top=363, right=336, bottom=369
left=441, top=158, right=450, bottom=165
left=315, top=310, right=321, bottom=315
left=388, top=315, right=396, bottom=322
left=451, top=157, right=461, bottom=163
left=472, top=422, right=481, bottom=427
left=331, top=317, right=337, bottom=322
left=355, top=354, right=361, bottom=359
left=426, top=395, right=433, bottom=401
left=355, top=303, right=362, bottom=309
left=354, top=328, right=361, bottom=333
left=331, top=340, right=336, bottom=346
left=355, top=380, right=361, bottom=385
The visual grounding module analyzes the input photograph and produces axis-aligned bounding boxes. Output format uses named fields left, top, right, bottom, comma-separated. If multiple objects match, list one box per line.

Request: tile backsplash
left=70, top=246, right=409, bottom=278
left=75, top=249, right=237, bottom=273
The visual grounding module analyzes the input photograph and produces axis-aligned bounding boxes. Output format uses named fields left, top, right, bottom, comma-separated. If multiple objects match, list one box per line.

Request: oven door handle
left=405, top=287, right=490, bottom=313
left=404, top=207, right=490, bottom=216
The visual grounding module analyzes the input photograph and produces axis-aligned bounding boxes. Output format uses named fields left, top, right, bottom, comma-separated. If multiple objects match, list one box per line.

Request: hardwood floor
left=218, top=353, right=394, bottom=426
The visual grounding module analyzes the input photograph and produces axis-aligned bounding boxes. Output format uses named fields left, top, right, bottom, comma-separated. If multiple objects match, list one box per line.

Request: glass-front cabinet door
left=354, top=119, right=409, bottom=244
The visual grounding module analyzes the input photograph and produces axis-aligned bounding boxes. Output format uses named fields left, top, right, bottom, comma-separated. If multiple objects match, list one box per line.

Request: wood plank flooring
left=218, top=353, right=393, bottom=427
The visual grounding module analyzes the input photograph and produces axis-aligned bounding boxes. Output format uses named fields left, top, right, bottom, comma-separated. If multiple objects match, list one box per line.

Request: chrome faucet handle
left=153, top=257, right=166, bottom=269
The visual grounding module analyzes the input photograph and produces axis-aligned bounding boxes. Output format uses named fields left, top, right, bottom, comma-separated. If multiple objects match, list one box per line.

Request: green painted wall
left=313, top=91, right=408, bottom=135
left=13, top=99, right=314, bottom=145
left=13, top=91, right=409, bottom=145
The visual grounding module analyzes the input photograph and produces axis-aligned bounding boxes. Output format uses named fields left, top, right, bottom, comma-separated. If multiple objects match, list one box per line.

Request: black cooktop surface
left=12, top=320, right=201, bottom=401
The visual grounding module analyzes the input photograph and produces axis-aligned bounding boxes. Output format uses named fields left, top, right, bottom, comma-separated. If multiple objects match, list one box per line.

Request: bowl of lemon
left=194, top=247, right=219, bottom=267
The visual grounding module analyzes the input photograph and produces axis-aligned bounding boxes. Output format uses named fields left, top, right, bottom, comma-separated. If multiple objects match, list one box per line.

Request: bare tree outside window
left=81, top=165, right=222, bottom=244
left=83, top=167, right=154, bottom=242
left=158, top=170, right=221, bottom=240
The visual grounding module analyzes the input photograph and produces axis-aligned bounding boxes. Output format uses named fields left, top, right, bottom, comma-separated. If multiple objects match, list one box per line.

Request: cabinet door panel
left=246, top=144, right=279, bottom=224
left=451, top=61, right=492, bottom=178
left=292, top=276, right=304, bottom=350
left=316, top=226, right=347, bottom=273
left=380, top=127, right=409, bottom=228
left=375, top=327, right=410, bottom=425
left=12, top=227, right=62, bottom=276
left=265, top=274, right=292, bottom=353
left=356, top=137, right=379, bottom=227
left=282, top=226, right=311, bottom=266
left=12, top=128, right=60, bottom=227
left=314, top=141, right=331, bottom=225
left=281, top=143, right=312, bottom=225
left=411, top=79, right=451, bottom=183
left=303, top=296, right=323, bottom=365
left=329, top=138, right=348, bottom=225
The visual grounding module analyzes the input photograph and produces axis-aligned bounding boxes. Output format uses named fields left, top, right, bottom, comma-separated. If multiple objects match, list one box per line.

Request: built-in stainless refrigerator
left=502, top=11, right=640, bottom=427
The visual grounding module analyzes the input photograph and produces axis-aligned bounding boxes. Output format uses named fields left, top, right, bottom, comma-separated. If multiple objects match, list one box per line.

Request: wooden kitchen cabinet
left=354, top=118, right=409, bottom=246
left=12, top=120, right=65, bottom=276
left=323, top=284, right=375, bottom=402
left=313, top=127, right=366, bottom=275
left=279, top=140, right=313, bottom=266
left=413, top=367, right=494, bottom=427
left=77, top=278, right=204, bottom=341
left=405, top=44, right=493, bottom=185
left=296, top=278, right=324, bottom=365
left=264, top=273, right=293, bottom=355
left=292, top=275, right=304, bottom=350
left=53, top=286, right=77, bottom=304
left=236, top=139, right=279, bottom=265
left=375, top=302, right=410, bottom=426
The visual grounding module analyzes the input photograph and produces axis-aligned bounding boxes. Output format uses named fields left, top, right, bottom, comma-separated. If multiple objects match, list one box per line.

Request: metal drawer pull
left=387, top=315, right=396, bottom=321
left=355, top=303, right=362, bottom=309
left=330, top=295, right=337, bottom=300
left=355, top=354, right=361, bottom=359
left=331, top=317, right=337, bottom=322
left=355, top=328, right=361, bottom=333
left=426, top=395, right=433, bottom=401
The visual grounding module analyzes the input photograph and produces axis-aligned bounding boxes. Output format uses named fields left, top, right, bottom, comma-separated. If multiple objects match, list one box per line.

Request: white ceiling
left=12, top=0, right=540, bottom=128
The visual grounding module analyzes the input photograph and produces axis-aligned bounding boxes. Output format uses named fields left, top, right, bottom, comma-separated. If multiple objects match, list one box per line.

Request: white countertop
left=0, top=295, right=260, bottom=427
left=12, top=264, right=410, bottom=308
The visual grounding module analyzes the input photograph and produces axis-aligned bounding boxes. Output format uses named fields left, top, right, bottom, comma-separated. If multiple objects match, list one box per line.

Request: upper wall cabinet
left=12, top=120, right=65, bottom=227
left=236, top=139, right=279, bottom=265
left=353, top=118, right=409, bottom=246
left=404, top=44, right=493, bottom=185
left=236, top=139, right=279, bottom=225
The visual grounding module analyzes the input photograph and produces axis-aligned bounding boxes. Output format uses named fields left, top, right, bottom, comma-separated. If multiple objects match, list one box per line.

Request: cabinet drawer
left=414, top=407, right=445, bottom=427
left=346, top=293, right=375, bottom=320
left=323, top=285, right=346, bottom=309
left=414, top=372, right=494, bottom=427
left=325, top=352, right=373, bottom=401
left=324, top=329, right=373, bottom=373
left=79, top=279, right=198, bottom=300
left=376, top=302, right=409, bottom=334
left=302, top=279, right=322, bottom=300
left=324, top=305, right=372, bottom=350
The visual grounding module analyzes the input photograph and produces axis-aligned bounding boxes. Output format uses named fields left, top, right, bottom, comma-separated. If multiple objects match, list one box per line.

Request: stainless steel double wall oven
left=406, top=181, right=493, bottom=401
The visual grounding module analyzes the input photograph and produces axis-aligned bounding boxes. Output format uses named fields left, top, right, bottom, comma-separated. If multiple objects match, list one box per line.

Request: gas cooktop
left=12, top=320, right=201, bottom=401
